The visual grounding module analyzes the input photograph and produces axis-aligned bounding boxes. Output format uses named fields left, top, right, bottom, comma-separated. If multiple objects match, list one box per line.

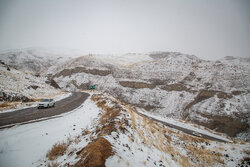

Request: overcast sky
left=0, top=0, right=249, bottom=59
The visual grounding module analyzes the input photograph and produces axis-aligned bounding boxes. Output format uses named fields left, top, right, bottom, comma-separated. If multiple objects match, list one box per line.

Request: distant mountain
left=0, top=47, right=84, bottom=74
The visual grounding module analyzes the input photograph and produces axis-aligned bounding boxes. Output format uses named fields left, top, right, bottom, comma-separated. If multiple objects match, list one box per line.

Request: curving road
left=0, top=92, right=89, bottom=128
left=135, top=110, right=230, bottom=143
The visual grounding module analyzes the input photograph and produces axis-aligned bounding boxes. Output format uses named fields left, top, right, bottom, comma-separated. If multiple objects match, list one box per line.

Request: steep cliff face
left=47, top=52, right=250, bottom=140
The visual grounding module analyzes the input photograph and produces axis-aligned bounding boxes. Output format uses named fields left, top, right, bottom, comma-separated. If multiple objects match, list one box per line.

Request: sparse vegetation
left=48, top=161, right=59, bottom=167
left=74, top=137, right=113, bottom=167
left=44, top=93, right=247, bottom=167
left=125, top=105, right=226, bottom=167
left=46, top=141, right=69, bottom=160
left=0, top=102, right=10, bottom=108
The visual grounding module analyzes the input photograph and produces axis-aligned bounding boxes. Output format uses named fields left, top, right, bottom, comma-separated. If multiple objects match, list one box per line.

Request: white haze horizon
left=0, top=0, right=250, bottom=60
left=0, top=46, right=248, bottom=61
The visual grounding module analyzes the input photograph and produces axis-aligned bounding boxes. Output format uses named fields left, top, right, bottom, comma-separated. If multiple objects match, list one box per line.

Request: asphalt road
left=135, top=110, right=230, bottom=143
left=0, top=92, right=89, bottom=127
left=0, top=91, right=229, bottom=142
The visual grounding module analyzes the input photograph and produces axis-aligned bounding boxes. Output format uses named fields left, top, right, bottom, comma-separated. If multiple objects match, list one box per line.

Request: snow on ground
left=92, top=53, right=153, bottom=67
left=0, top=63, right=62, bottom=99
left=136, top=108, right=232, bottom=142
left=0, top=93, right=249, bottom=167
left=0, top=96, right=99, bottom=167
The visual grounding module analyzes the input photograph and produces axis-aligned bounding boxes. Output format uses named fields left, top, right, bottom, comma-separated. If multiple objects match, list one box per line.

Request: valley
left=0, top=48, right=249, bottom=166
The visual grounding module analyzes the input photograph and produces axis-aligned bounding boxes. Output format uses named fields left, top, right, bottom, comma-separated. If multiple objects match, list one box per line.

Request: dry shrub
left=91, top=94, right=101, bottom=101
left=97, top=100, right=107, bottom=108
left=178, top=133, right=206, bottom=143
left=128, top=109, right=136, bottom=129
left=46, top=141, right=69, bottom=160
left=99, top=107, right=120, bottom=125
left=243, top=149, right=250, bottom=155
left=92, top=94, right=123, bottom=136
left=74, top=137, right=113, bottom=167
left=217, top=147, right=225, bottom=151
left=74, top=135, right=81, bottom=144
left=184, top=144, right=224, bottom=166
left=240, top=140, right=246, bottom=144
left=32, top=98, right=42, bottom=102
left=0, top=102, right=10, bottom=108
left=48, top=162, right=59, bottom=167
left=100, top=124, right=116, bottom=135
left=82, top=129, right=90, bottom=136
left=128, top=136, right=134, bottom=143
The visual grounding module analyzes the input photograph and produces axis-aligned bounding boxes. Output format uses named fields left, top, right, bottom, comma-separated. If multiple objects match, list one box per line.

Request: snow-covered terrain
left=1, top=93, right=249, bottom=167
left=1, top=48, right=249, bottom=140
left=0, top=93, right=99, bottom=167
left=0, top=60, right=65, bottom=111
left=43, top=51, right=250, bottom=141
left=0, top=47, right=84, bottom=74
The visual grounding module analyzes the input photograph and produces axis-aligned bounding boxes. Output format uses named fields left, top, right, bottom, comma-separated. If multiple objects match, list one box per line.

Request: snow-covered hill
left=0, top=60, right=63, bottom=111
left=48, top=52, right=250, bottom=141
left=1, top=48, right=249, bottom=141
left=1, top=93, right=249, bottom=167
left=0, top=48, right=83, bottom=74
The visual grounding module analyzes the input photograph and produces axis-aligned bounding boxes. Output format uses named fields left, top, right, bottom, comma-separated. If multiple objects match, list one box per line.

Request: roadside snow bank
left=0, top=97, right=99, bottom=167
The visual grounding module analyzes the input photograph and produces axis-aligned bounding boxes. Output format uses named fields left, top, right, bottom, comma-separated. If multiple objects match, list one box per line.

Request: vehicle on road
left=192, top=131, right=202, bottom=137
left=37, top=99, right=55, bottom=109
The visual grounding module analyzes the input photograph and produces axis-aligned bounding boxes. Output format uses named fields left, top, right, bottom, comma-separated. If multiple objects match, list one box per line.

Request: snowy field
left=0, top=97, right=99, bottom=167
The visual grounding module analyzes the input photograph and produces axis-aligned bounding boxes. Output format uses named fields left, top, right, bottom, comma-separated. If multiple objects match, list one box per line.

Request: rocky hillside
left=0, top=60, right=62, bottom=109
left=44, top=93, right=249, bottom=167
left=1, top=49, right=249, bottom=141
left=48, top=52, right=250, bottom=141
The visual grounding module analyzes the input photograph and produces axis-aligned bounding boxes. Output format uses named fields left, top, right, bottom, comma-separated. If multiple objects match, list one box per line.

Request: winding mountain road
left=135, top=110, right=231, bottom=143
left=0, top=91, right=230, bottom=142
left=0, top=92, right=89, bottom=128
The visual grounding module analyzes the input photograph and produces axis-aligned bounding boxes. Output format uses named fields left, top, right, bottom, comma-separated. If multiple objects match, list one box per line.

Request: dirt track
left=0, top=92, right=89, bottom=127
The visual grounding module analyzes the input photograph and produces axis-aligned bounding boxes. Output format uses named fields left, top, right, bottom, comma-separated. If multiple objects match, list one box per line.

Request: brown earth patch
left=27, top=85, right=39, bottom=90
left=77, top=83, right=90, bottom=90
left=185, top=90, right=233, bottom=110
left=193, top=112, right=249, bottom=137
left=0, top=92, right=33, bottom=102
left=74, top=137, right=113, bottom=167
left=54, top=67, right=111, bottom=78
left=119, top=81, right=156, bottom=89
left=231, top=90, right=244, bottom=96
left=162, top=83, right=187, bottom=91
left=45, top=79, right=61, bottom=89
left=182, top=72, right=196, bottom=82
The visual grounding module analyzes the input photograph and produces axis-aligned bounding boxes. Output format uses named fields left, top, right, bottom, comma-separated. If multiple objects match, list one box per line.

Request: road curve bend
left=0, top=92, right=89, bottom=127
